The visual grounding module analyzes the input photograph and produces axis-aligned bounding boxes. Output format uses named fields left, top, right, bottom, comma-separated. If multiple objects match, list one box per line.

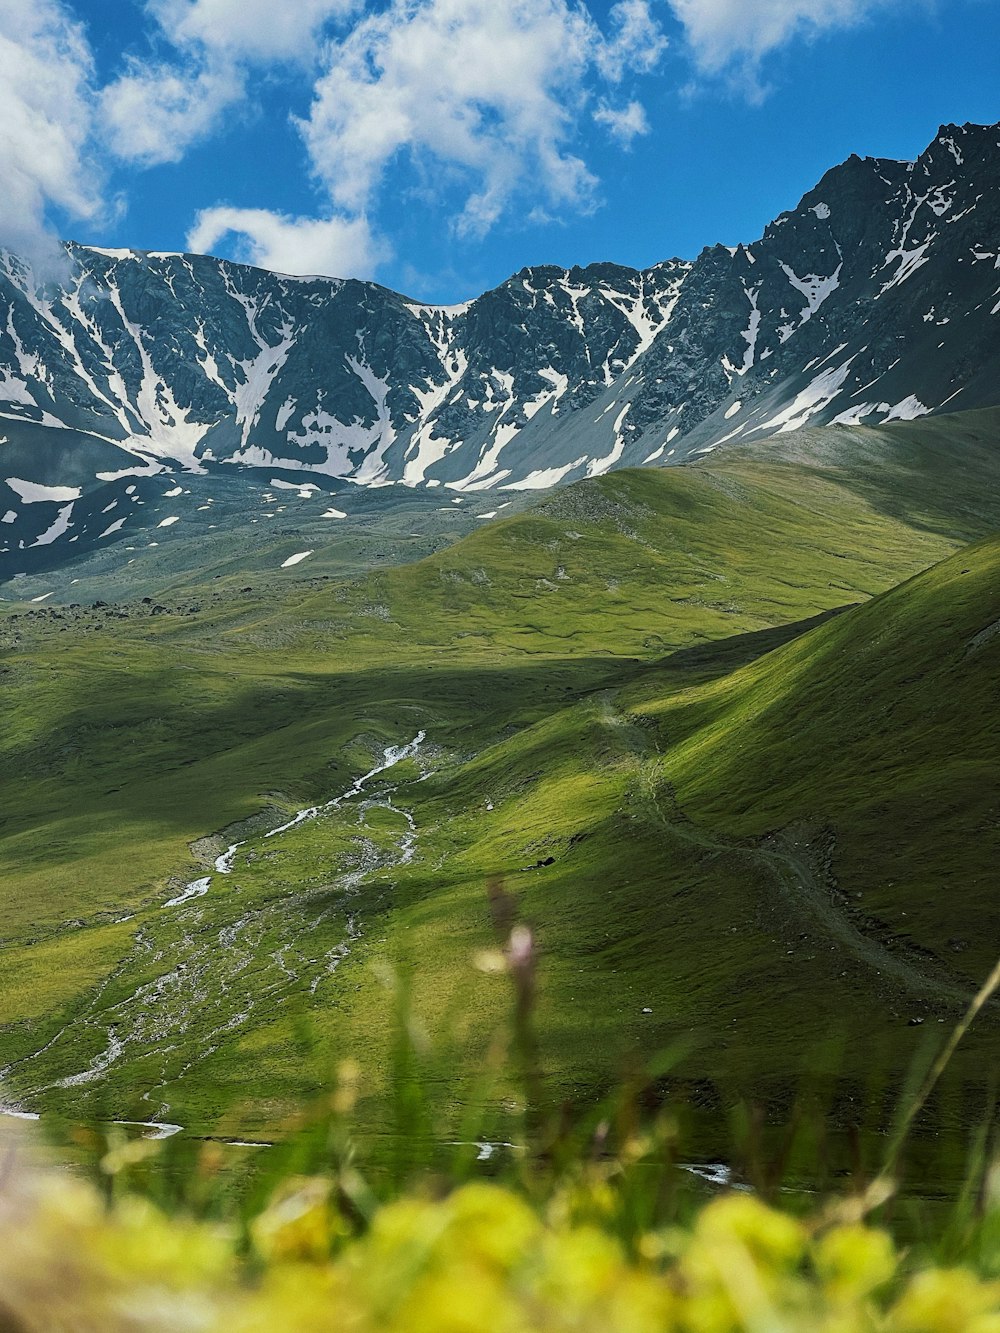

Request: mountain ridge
left=2, top=119, right=999, bottom=569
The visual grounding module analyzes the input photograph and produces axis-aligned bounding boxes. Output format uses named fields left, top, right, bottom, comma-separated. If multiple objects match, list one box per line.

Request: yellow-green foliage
left=4, top=1140, right=1000, bottom=1332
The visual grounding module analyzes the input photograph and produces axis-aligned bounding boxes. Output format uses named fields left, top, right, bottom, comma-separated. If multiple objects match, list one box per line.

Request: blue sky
left=2, top=0, right=998, bottom=301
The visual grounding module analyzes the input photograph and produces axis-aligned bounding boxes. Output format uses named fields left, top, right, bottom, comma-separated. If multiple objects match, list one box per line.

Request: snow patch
left=401, top=351, right=470, bottom=485
left=281, top=550, right=313, bottom=567
left=97, top=463, right=165, bottom=482
left=522, top=366, right=570, bottom=421
left=275, top=397, right=297, bottom=432
left=778, top=262, right=842, bottom=328
left=725, top=283, right=762, bottom=377
left=880, top=241, right=932, bottom=292
left=346, top=356, right=397, bottom=485
left=503, top=456, right=588, bottom=490
left=883, top=394, right=932, bottom=422
left=831, top=402, right=880, bottom=426
left=31, top=502, right=74, bottom=547
left=7, top=478, right=81, bottom=503
left=586, top=404, right=631, bottom=477
left=104, top=281, right=212, bottom=471
left=752, top=357, right=857, bottom=434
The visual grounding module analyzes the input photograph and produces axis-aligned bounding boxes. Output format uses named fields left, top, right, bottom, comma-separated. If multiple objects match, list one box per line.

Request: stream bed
left=1, top=733, right=431, bottom=1138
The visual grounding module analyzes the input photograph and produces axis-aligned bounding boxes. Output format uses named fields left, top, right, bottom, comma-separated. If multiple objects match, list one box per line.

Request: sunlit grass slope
left=723, top=407, right=1000, bottom=544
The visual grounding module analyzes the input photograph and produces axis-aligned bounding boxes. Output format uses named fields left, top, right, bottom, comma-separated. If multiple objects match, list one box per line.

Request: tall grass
left=4, top=885, right=1000, bottom=1330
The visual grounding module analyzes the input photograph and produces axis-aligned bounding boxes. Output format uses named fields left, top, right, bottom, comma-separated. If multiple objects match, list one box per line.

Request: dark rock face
left=1, top=122, right=999, bottom=560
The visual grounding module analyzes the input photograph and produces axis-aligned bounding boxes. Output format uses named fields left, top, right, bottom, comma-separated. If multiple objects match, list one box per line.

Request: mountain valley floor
left=1, top=410, right=1000, bottom=1199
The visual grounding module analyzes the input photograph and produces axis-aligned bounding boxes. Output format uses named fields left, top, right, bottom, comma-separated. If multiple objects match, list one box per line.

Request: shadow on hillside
left=641, top=605, right=856, bottom=684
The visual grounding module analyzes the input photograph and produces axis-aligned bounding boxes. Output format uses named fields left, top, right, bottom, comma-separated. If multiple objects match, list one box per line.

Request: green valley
left=2, top=409, right=999, bottom=1167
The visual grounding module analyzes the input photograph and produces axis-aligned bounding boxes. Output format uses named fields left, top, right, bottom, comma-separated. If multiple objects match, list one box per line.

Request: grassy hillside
left=1, top=413, right=998, bottom=1158
left=719, top=407, right=1000, bottom=544
left=643, top=533, right=1000, bottom=994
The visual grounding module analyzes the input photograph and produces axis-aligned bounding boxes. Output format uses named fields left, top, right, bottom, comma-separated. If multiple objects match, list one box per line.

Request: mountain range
left=2, top=120, right=999, bottom=573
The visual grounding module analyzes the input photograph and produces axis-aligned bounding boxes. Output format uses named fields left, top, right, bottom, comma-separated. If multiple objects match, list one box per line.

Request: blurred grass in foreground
left=4, top=887, right=1000, bottom=1332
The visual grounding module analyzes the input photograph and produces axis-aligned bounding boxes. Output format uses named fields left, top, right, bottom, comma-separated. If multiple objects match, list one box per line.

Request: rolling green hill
left=1, top=410, right=999, bottom=1161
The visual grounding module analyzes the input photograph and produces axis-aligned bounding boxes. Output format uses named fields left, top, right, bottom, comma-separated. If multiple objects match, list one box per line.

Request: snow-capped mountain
left=2, top=121, right=999, bottom=564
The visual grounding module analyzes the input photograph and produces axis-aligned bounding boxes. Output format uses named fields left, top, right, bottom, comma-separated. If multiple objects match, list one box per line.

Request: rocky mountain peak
left=1, top=122, right=999, bottom=568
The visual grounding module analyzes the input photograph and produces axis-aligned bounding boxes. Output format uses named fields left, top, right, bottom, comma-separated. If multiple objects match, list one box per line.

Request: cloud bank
left=187, top=0, right=668, bottom=270
left=0, top=0, right=911, bottom=281
left=0, top=0, right=101, bottom=271
left=99, top=0, right=364, bottom=166
left=186, top=208, right=384, bottom=280
left=668, top=0, right=893, bottom=83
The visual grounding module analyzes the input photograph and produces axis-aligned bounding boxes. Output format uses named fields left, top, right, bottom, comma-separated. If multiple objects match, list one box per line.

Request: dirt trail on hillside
left=752, top=835, right=976, bottom=1008
left=597, top=691, right=981, bottom=1013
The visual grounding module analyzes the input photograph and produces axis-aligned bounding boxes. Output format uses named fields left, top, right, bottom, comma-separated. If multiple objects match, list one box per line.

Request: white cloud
left=597, top=0, right=670, bottom=81
left=594, top=99, right=651, bottom=145
left=303, top=0, right=597, bottom=233
left=148, top=0, right=361, bottom=61
left=300, top=0, right=667, bottom=241
left=97, top=0, right=668, bottom=277
left=186, top=207, right=384, bottom=278
left=670, top=0, right=890, bottom=79
left=99, top=0, right=360, bottom=166
left=100, top=59, right=243, bottom=166
left=0, top=0, right=101, bottom=269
